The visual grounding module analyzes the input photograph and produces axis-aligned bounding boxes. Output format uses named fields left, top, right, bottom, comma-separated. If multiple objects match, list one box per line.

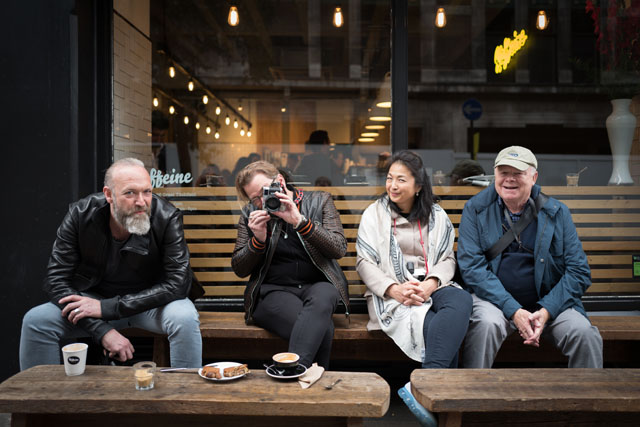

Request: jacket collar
left=89, top=194, right=151, bottom=255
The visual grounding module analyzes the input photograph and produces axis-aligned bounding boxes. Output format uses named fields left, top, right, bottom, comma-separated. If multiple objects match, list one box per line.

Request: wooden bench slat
left=184, top=215, right=239, bottom=225
left=200, top=284, right=368, bottom=296
left=192, top=255, right=633, bottom=269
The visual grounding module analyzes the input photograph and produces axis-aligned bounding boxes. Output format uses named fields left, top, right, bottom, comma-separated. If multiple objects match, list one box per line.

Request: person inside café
left=294, top=130, right=334, bottom=185
left=448, top=159, right=485, bottom=186
left=232, top=160, right=349, bottom=369
left=457, top=146, right=603, bottom=368
left=356, top=150, right=472, bottom=426
left=19, top=158, right=203, bottom=369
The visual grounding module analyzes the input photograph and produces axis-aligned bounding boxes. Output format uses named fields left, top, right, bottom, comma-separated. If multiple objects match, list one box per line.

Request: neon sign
left=494, top=29, right=528, bottom=74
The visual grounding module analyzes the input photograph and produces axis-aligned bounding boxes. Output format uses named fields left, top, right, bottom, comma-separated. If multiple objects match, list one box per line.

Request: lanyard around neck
left=393, top=217, right=429, bottom=276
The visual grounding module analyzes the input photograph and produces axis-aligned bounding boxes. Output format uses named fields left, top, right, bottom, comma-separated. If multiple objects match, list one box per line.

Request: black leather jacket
left=232, top=190, right=350, bottom=323
left=44, top=193, right=192, bottom=341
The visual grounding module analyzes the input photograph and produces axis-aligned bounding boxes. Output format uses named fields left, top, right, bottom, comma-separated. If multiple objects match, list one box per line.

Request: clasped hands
left=59, top=294, right=134, bottom=362
left=512, top=307, right=550, bottom=347
left=248, top=192, right=302, bottom=243
left=386, top=278, right=439, bottom=306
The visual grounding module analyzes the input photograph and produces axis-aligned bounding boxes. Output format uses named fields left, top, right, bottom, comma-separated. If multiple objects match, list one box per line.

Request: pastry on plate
left=224, top=364, right=249, bottom=377
left=201, top=365, right=221, bottom=379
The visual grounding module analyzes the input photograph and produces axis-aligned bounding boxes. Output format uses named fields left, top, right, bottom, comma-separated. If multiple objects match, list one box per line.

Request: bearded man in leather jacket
left=20, top=158, right=202, bottom=369
left=232, top=161, right=349, bottom=369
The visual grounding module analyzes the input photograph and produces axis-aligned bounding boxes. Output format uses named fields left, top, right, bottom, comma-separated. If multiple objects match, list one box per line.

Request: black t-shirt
left=262, top=221, right=326, bottom=286
left=96, top=236, right=147, bottom=298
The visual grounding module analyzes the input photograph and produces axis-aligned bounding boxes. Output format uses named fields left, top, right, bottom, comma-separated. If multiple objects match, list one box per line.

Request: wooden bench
left=145, top=185, right=640, bottom=366
left=410, top=368, right=640, bottom=426
left=133, top=312, right=640, bottom=367
left=0, top=365, right=390, bottom=426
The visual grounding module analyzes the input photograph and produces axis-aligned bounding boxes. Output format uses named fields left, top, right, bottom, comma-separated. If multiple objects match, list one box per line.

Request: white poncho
left=356, top=197, right=458, bottom=362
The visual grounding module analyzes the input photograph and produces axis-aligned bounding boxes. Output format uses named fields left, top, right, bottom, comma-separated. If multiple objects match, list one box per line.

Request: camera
left=262, top=181, right=285, bottom=213
left=407, top=261, right=426, bottom=281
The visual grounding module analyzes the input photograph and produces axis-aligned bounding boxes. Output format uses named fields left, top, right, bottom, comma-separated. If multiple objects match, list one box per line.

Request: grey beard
left=114, top=203, right=151, bottom=236
left=123, top=212, right=151, bottom=235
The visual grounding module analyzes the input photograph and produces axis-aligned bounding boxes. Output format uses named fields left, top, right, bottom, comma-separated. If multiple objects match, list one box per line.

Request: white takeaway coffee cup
left=61, top=343, right=88, bottom=376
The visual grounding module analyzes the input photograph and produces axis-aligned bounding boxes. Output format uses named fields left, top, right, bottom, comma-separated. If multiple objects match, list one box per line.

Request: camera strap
left=393, top=217, right=429, bottom=276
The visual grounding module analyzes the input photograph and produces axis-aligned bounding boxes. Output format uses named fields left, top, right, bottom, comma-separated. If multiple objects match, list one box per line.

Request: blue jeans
left=422, top=286, right=473, bottom=368
left=20, top=298, right=202, bottom=369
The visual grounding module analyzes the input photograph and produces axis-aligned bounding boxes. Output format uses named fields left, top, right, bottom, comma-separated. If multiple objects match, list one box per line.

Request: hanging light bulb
left=183, top=115, right=189, bottom=125
left=281, top=106, right=287, bottom=113
left=366, top=124, right=385, bottom=130
left=214, top=130, right=220, bottom=139
left=188, top=79, right=194, bottom=91
left=240, top=127, right=245, bottom=136
left=228, top=6, right=239, bottom=26
left=238, top=100, right=243, bottom=111
left=202, top=95, right=209, bottom=104
left=195, top=122, right=201, bottom=130
left=205, top=124, right=212, bottom=134
left=153, top=96, right=159, bottom=108
left=361, top=132, right=379, bottom=137
left=333, top=7, right=344, bottom=28
left=358, top=137, right=375, bottom=142
left=225, top=115, right=231, bottom=125
left=233, top=118, right=239, bottom=129
left=247, top=129, right=252, bottom=137
left=169, top=65, right=176, bottom=78
left=435, top=7, right=446, bottom=28
left=169, top=105, right=175, bottom=115
left=536, top=10, right=549, bottom=30
left=215, top=104, right=221, bottom=115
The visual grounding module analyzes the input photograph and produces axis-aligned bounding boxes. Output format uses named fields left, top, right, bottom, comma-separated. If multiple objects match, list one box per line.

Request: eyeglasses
left=249, top=194, right=262, bottom=207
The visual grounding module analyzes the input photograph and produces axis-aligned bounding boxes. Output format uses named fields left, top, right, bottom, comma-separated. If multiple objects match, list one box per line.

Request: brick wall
left=113, top=9, right=152, bottom=167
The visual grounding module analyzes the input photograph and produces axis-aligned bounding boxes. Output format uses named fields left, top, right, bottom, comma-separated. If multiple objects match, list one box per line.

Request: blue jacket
left=457, top=184, right=591, bottom=320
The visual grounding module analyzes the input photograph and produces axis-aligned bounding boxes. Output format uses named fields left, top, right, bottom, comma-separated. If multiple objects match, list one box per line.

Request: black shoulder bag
left=483, top=193, right=548, bottom=261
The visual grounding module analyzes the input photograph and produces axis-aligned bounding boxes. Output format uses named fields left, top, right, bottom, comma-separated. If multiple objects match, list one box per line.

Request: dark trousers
left=252, top=281, right=340, bottom=369
left=422, top=286, right=473, bottom=368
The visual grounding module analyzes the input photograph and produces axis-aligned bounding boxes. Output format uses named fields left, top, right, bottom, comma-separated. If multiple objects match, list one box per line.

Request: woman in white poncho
left=356, top=151, right=472, bottom=426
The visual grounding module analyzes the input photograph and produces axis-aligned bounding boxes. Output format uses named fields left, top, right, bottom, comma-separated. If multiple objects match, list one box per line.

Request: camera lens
left=264, top=196, right=281, bottom=212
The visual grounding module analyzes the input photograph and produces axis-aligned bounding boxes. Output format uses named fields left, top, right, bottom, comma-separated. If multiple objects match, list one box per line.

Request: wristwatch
left=295, top=215, right=308, bottom=229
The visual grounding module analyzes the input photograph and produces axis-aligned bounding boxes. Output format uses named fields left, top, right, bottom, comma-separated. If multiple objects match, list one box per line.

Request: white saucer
left=198, top=361, right=247, bottom=381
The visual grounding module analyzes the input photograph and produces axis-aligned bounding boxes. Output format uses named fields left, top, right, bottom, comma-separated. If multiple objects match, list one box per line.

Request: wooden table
left=411, top=369, right=640, bottom=427
left=0, top=365, right=389, bottom=426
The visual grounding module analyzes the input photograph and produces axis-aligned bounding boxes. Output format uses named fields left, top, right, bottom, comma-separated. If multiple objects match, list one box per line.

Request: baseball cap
left=494, top=146, right=537, bottom=171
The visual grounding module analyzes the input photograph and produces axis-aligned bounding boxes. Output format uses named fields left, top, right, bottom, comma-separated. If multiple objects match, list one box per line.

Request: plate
left=265, top=364, right=307, bottom=380
left=198, top=362, right=248, bottom=381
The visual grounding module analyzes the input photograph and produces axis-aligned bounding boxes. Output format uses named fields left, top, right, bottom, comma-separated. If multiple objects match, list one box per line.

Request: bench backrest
left=154, top=185, right=640, bottom=306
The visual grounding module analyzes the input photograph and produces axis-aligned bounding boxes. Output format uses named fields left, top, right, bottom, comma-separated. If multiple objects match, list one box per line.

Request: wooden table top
left=0, top=365, right=389, bottom=418
left=411, top=369, right=640, bottom=413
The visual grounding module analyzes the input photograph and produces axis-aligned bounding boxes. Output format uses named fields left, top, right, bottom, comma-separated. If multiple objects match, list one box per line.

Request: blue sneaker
left=397, top=384, right=438, bottom=427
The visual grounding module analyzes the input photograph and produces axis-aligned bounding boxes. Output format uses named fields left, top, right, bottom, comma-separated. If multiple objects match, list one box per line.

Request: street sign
left=462, top=99, right=482, bottom=121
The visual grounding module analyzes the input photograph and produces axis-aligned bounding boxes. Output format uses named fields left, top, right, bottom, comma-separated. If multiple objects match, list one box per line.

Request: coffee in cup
left=133, top=361, right=156, bottom=391
left=61, top=343, right=88, bottom=376
left=272, top=352, right=300, bottom=369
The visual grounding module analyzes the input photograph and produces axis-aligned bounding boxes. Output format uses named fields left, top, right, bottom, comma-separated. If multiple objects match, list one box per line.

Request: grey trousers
left=462, top=294, right=603, bottom=368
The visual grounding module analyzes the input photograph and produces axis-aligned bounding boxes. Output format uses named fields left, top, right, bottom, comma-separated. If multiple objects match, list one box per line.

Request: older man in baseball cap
left=457, top=146, right=602, bottom=368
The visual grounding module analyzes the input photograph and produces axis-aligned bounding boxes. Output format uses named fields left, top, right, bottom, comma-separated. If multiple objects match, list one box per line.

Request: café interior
left=112, top=0, right=639, bottom=188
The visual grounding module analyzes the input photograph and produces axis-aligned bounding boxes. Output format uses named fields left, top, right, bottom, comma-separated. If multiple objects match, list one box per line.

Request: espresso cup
left=61, top=343, right=88, bottom=376
left=272, top=352, right=300, bottom=369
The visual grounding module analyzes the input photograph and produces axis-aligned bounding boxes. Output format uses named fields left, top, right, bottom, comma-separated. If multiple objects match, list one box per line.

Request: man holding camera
left=232, top=161, right=349, bottom=369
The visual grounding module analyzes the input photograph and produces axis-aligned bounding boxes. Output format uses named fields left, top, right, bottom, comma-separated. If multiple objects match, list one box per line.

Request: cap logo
left=509, top=152, right=518, bottom=158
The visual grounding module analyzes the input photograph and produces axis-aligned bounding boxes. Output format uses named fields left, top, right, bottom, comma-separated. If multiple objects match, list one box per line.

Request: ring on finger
left=74, top=308, right=80, bottom=314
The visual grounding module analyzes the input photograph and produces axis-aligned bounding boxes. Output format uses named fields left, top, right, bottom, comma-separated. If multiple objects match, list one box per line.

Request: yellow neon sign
left=494, top=29, right=528, bottom=74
